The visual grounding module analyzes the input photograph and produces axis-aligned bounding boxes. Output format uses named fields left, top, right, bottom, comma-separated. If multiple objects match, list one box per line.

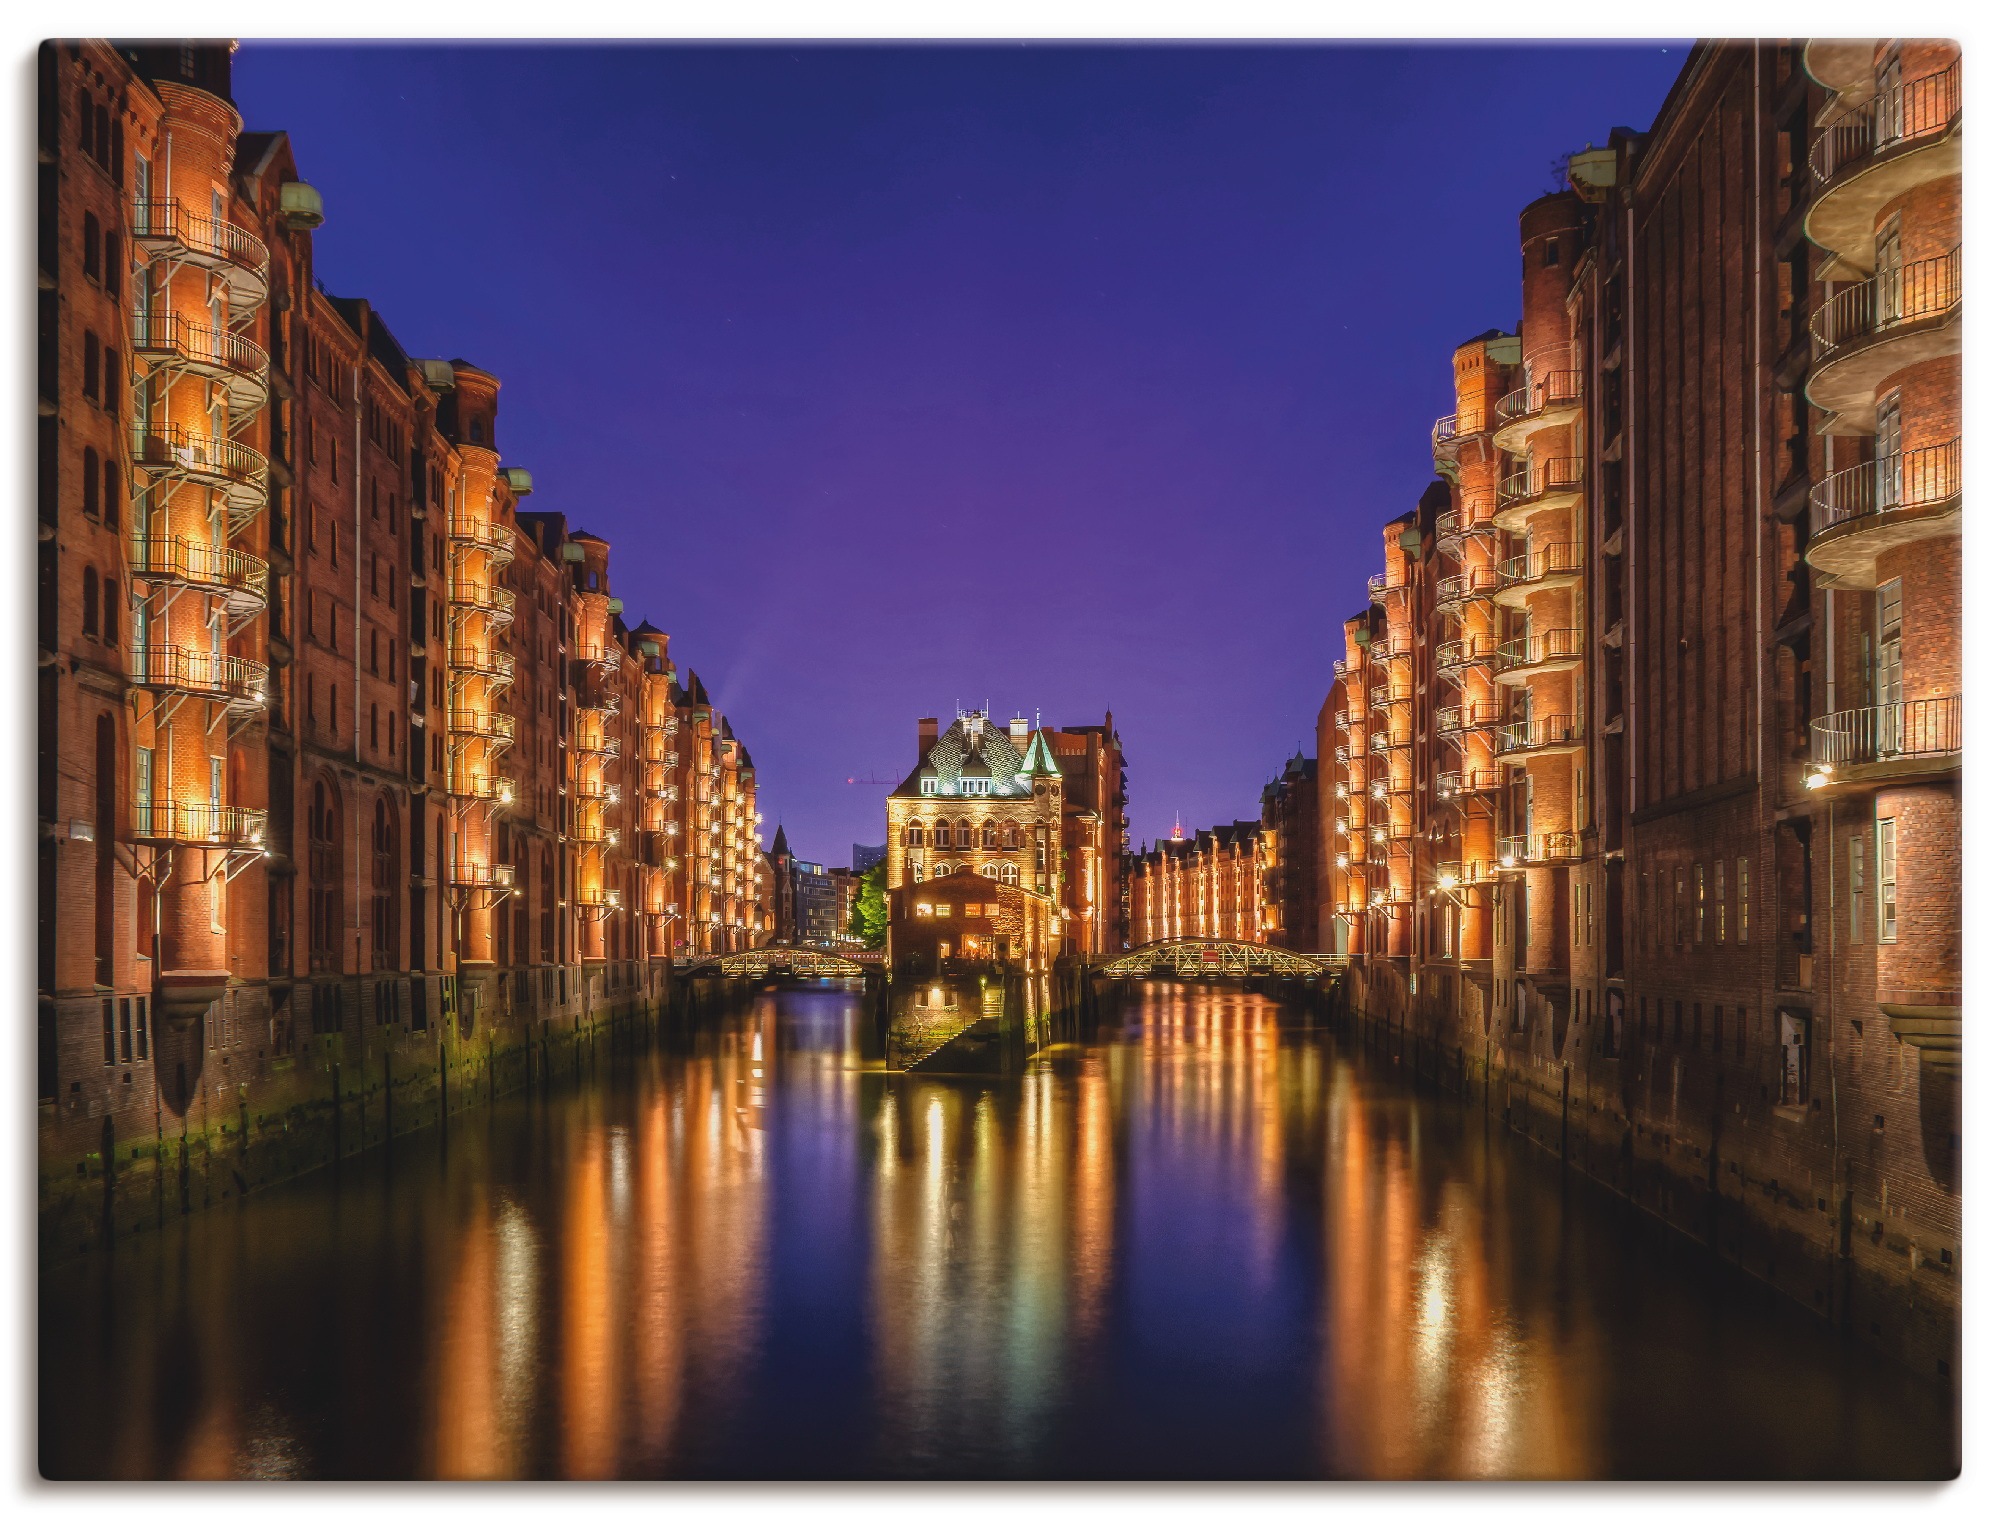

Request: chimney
left=1009, top=715, right=1031, bottom=742
left=917, top=716, right=938, bottom=765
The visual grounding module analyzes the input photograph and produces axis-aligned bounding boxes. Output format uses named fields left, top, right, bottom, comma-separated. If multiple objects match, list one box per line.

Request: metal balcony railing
left=128, top=535, right=268, bottom=604
left=1365, top=632, right=1414, bottom=662
left=1367, top=571, right=1408, bottom=603
left=1811, top=248, right=1961, bottom=358
left=1497, top=627, right=1584, bottom=673
left=1498, top=455, right=1586, bottom=507
left=1436, top=700, right=1503, bottom=736
left=1495, top=369, right=1583, bottom=427
left=1497, top=541, right=1585, bottom=590
left=1368, top=728, right=1412, bottom=754
left=131, top=311, right=268, bottom=388
left=1368, top=683, right=1411, bottom=710
left=468, top=774, right=516, bottom=804
left=1497, top=713, right=1581, bottom=755
left=132, top=645, right=267, bottom=705
left=131, top=198, right=270, bottom=286
left=132, top=800, right=268, bottom=848
left=446, top=707, right=516, bottom=743
left=1435, top=767, right=1501, bottom=800
left=573, top=727, right=620, bottom=758
left=1496, top=831, right=1579, bottom=866
left=1808, top=438, right=1960, bottom=538
left=129, top=423, right=267, bottom=492
left=449, top=646, right=517, bottom=683
left=448, top=578, right=517, bottom=624
left=1810, top=61, right=1962, bottom=185
left=1436, top=564, right=1500, bottom=607
left=448, top=517, right=517, bottom=565
left=447, top=861, right=514, bottom=891
left=1810, top=695, right=1960, bottom=769
left=1435, top=634, right=1496, bottom=672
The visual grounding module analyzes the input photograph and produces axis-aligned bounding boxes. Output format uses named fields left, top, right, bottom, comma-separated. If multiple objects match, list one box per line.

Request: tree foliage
left=850, top=859, right=888, bottom=948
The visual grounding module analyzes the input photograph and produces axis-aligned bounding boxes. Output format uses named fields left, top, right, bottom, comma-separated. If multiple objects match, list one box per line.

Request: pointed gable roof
left=1021, top=728, right=1063, bottom=778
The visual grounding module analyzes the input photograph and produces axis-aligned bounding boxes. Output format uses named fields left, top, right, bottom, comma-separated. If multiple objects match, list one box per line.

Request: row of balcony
left=131, top=198, right=269, bottom=314
left=131, top=312, right=267, bottom=421
left=1494, top=541, right=1584, bottom=605
left=1496, top=456, right=1584, bottom=520
left=447, top=707, right=516, bottom=743
left=1807, top=250, right=1962, bottom=429
left=1805, top=439, right=1960, bottom=585
left=1808, top=695, right=1960, bottom=775
left=1493, top=370, right=1583, bottom=451
left=1810, top=61, right=1961, bottom=188
left=448, top=578, right=517, bottom=626
left=1435, top=767, right=1501, bottom=800
left=128, top=534, right=268, bottom=613
left=1496, top=627, right=1583, bottom=678
left=132, top=801, right=267, bottom=849
left=448, top=645, right=517, bottom=684
left=130, top=424, right=267, bottom=518
left=132, top=645, right=268, bottom=707
left=448, top=517, right=517, bottom=568
left=1806, top=61, right=1961, bottom=271
left=1496, top=713, right=1583, bottom=759
left=1496, top=831, right=1580, bottom=867
left=1435, top=700, right=1503, bottom=736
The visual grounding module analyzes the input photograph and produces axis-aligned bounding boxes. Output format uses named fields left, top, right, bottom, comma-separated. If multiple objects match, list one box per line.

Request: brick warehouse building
left=1318, top=38, right=1958, bottom=1380
left=885, top=708, right=1127, bottom=965
left=37, top=39, right=767, bottom=1243
left=1127, top=819, right=1265, bottom=947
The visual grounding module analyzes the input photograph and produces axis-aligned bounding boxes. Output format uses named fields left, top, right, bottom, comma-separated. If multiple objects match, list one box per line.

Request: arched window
left=83, top=448, right=99, bottom=517
left=1001, top=824, right=1020, bottom=851
left=981, top=819, right=997, bottom=849
left=1001, top=863, right=1020, bottom=886
left=980, top=863, right=999, bottom=879
left=514, top=840, right=530, bottom=963
left=933, top=863, right=950, bottom=879
left=81, top=567, right=99, bottom=637
left=371, top=797, right=399, bottom=970
left=955, top=819, right=972, bottom=849
left=309, top=778, right=342, bottom=975
left=102, top=455, right=119, bottom=529
left=540, top=845, right=556, bottom=958
left=932, top=819, right=951, bottom=849
left=905, top=820, right=924, bottom=848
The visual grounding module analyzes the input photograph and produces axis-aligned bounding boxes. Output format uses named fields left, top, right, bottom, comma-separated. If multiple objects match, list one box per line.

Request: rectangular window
left=1737, top=857, right=1750, bottom=943
left=1848, top=835, right=1866, bottom=944
left=1877, top=817, right=1897, bottom=942
left=1695, top=863, right=1706, bottom=944
left=1779, top=1010, right=1809, bottom=1106
left=101, top=998, right=115, bottom=1064
left=1735, top=1005, right=1747, bottom=1059
left=136, top=997, right=149, bottom=1061
left=1674, top=866, right=1685, bottom=945
left=134, top=746, right=153, bottom=835
left=119, top=998, right=133, bottom=1063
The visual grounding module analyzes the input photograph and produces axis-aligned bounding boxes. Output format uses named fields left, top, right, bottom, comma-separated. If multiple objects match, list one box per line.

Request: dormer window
left=921, top=777, right=937, bottom=795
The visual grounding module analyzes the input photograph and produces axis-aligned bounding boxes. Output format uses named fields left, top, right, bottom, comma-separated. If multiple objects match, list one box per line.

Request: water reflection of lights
left=495, top=1198, right=540, bottom=1442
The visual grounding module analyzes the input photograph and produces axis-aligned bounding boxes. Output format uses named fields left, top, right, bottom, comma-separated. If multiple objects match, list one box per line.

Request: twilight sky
left=234, top=40, right=1687, bottom=867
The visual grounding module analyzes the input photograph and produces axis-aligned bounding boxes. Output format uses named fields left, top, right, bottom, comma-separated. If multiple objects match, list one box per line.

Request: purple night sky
left=233, top=41, right=1687, bottom=867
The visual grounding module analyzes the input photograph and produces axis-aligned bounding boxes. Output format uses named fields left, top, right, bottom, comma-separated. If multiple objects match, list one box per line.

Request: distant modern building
left=852, top=842, right=887, bottom=874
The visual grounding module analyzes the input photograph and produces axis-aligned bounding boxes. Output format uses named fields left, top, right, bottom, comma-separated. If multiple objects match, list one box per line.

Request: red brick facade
left=1317, top=39, right=1959, bottom=1381
left=37, top=41, right=768, bottom=1236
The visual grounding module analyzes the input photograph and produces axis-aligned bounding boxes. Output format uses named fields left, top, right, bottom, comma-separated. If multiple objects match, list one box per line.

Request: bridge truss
left=707, top=946, right=869, bottom=979
left=1101, top=938, right=1331, bottom=980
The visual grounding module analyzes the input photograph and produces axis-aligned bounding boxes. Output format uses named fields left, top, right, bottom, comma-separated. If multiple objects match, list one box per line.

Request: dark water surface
left=41, top=985, right=1957, bottom=1479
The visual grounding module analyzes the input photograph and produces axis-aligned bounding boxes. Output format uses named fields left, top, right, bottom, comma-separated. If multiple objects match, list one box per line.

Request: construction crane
left=844, top=772, right=898, bottom=788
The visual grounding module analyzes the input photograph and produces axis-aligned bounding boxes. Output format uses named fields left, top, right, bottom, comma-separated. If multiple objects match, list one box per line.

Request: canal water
left=41, top=984, right=1957, bottom=1479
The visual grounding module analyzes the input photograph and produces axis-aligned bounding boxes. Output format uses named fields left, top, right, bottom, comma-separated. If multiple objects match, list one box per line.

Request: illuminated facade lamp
left=1499, top=849, right=1518, bottom=868
left=1803, top=765, right=1832, bottom=790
